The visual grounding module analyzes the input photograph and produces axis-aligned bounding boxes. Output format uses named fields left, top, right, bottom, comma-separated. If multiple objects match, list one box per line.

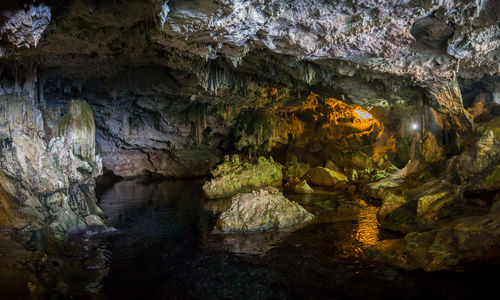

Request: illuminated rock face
left=203, top=155, right=283, bottom=199
left=308, top=167, right=348, bottom=188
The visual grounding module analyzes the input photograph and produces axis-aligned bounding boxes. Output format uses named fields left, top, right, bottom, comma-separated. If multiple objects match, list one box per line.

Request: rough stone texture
left=59, top=100, right=96, bottom=159
left=0, top=0, right=491, bottom=179
left=308, top=167, right=348, bottom=187
left=369, top=210, right=500, bottom=272
left=215, top=187, right=314, bottom=232
left=420, top=130, right=446, bottom=163
left=162, top=0, right=499, bottom=87
left=203, top=155, right=283, bottom=199
left=0, top=95, right=102, bottom=237
left=0, top=4, right=51, bottom=48
left=366, top=127, right=500, bottom=271
left=447, top=130, right=500, bottom=192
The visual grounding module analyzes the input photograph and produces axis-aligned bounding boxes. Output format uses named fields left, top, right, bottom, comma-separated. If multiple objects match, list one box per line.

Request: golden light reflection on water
left=334, top=198, right=382, bottom=259
left=355, top=205, right=380, bottom=247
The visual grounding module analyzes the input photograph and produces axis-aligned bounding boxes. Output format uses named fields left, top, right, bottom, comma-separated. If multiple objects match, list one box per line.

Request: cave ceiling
left=0, top=0, right=498, bottom=108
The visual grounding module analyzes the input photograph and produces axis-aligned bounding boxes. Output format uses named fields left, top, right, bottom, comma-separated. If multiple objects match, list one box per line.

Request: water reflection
left=84, top=178, right=497, bottom=299
left=286, top=190, right=381, bottom=258
left=355, top=204, right=380, bottom=247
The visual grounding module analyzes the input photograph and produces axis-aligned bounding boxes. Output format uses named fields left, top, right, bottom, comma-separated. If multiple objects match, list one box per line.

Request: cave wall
left=0, top=0, right=498, bottom=238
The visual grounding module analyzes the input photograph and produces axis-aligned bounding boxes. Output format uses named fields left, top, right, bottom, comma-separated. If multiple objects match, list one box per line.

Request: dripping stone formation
left=0, top=0, right=499, bottom=298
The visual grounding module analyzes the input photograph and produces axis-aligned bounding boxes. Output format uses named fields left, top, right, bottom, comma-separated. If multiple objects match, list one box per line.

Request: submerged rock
left=203, top=155, right=283, bottom=199
left=215, top=188, right=314, bottom=232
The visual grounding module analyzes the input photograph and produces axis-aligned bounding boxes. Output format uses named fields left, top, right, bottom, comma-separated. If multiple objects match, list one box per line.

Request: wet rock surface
left=308, top=167, right=348, bottom=188
left=370, top=209, right=500, bottom=272
left=203, top=155, right=283, bottom=199
left=215, top=187, right=314, bottom=232
left=364, top=126, right=500, bottom=271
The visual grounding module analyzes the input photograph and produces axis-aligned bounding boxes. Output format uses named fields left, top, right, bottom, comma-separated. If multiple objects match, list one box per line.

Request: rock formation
left=215, top=187, right=314, bottom=232
left=203, top=155, right=283, bottom=199
left=0, top=95, right=103, bottom=238
left=0, top=0, right=498, bottom=274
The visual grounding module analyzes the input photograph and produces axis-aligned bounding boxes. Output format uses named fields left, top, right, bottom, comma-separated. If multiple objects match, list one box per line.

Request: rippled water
left=78, top=178, right=498, bottom=299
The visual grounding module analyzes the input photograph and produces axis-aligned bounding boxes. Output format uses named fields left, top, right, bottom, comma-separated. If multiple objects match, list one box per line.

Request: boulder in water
left=289, top=180, right=314, bottom=194
left=203, top=155, right=283, bottom=199
left=308, top=167, right=347, bottom=187
left=215, top=187, right=314, bottom=232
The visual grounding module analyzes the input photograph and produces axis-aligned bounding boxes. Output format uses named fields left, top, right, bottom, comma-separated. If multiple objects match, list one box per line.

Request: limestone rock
left=59, top=100, right=96, bottom=159
left=471, top=164, right=500, bottom=191
left=283, top=162, right=311, bottom=183
left=0, top=96, right=103, bottom=237
left=289, top=180, right=314, bottom=194
left=377, top=190, right=407, bottom=222
left=477, top=116, right=500, bottom=140
left=447, top=131, right=500, bottom=192
left=417, top=191, right=452, bottom=216
left=369, top=210, right=500, bottom=272
left=366, top=160, right=419, bottom=192
left=376, top=179, right=465, bottom=234
left=215, top=188, right=313, bottom=232
left=377, top=196, right=417, bottom=234
left=0, top=4, right=51, bottom=48
left=308, top=167, right=347, bottom=187
left=203, top=155, right=283, bottom=199
left=420, top=130, right=446, bottom=163
left=85, top=214, right=106, bottom=229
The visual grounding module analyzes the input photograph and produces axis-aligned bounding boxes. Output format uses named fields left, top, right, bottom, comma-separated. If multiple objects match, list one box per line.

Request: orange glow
left=355, top=205, right=380, bottom=247
left=354, top=109, right=373, bottom=120
left=372, top=130, right=396, bottom=162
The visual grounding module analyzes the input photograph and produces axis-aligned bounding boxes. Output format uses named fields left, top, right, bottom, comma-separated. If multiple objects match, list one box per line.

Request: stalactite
left=196, top=60, right=232, bottom=95
left=159, top=1, right=170, bottom=27
left=226, top=44, right=250, bottom=68
left=299, top=62, right=317, bottom=85
left=0, top=61, right=38, bottom=104
left=187, top=103, right=208, bottom=144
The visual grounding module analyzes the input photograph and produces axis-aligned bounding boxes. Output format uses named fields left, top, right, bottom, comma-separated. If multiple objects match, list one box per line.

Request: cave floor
left=63, top=178, right=499, bottom=299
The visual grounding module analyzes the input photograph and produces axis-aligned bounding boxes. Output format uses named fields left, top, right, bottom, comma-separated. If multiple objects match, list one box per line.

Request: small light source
left=411, top=123, right=419, bottom=130
left=354, top=109, right=373, bottom=120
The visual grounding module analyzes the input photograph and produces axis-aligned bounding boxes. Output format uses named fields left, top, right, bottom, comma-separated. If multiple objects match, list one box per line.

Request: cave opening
left=0, top=0, right=499, bottom=299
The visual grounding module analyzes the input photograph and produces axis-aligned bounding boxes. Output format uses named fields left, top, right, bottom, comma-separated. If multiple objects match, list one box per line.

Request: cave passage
left=0, top=0, right=499, bottom=298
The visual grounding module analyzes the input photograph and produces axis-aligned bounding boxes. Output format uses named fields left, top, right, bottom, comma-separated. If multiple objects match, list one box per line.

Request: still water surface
left=79, top=178, right=497, bottom=299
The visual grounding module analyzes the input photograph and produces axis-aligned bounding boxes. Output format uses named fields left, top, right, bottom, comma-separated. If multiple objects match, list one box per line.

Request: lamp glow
left=354, top=109, right=373, bottom=120
left=411, top=123, right=419, bottom=130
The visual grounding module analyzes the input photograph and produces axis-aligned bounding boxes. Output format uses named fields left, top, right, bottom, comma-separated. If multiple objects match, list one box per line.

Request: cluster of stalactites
left=186, top=103, right=209, bottom=145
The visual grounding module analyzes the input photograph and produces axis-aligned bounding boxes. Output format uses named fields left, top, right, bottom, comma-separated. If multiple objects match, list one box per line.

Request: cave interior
left=0, top=0, right=499, bottom=298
